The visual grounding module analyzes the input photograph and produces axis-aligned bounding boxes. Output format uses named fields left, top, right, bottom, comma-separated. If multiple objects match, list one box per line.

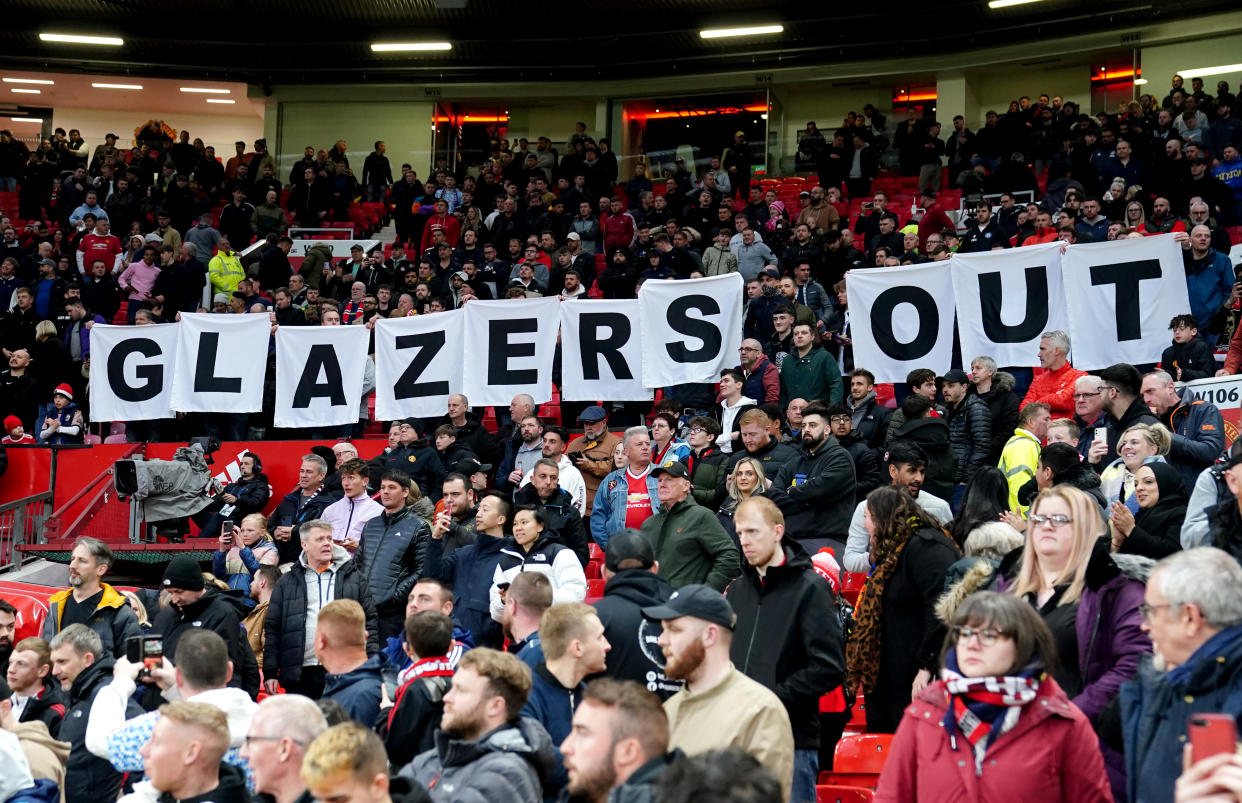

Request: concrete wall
left=50, top=107, right=264, bottom=157
left=274, top=100, right=436, bottom=180
left=1140, top=32, right=1242, bottom=98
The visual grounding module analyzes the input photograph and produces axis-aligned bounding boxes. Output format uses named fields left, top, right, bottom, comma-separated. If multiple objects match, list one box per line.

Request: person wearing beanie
left=2, top=415, right=34, bottom=444
left=146, top=556, right=260, bottom=703
left=39, top=384, right=84, bottom=446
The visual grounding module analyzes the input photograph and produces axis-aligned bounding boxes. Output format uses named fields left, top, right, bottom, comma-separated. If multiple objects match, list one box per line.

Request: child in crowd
left=1160, top=314, right=1216, bottom=381
left=1, top=415, right=34, bottom=444
left=1045, top=418, right=1080, bottom=446
left=39, top=384, right=85, bottom=445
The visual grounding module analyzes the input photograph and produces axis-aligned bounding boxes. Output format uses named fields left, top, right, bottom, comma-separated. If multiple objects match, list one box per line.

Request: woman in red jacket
left=876, top=591, right=1112, bottom=803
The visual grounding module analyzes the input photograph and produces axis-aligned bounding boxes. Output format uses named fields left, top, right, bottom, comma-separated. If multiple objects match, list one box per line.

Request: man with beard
left=496, top=414, right=544, bottom=495
left=769, top=402, right=856, bottom=554
left=842, top=442, right=953, bottom=573
left=519, top=425, right=586, bottom=516
left=0, top=599, right=14, bottom=675
left=567, top=407, right=624, bottom=514
left=643, top=585, right=794, bottom=801
left=42, top=538, right=139, bottom=659
left=401, top=648, right=555, bottom=803
left=726, top=497, right=844, bottom=803
left=560, top=679, right=679, bottom=803
left=430, top=473, right=480, bottom=557
left=513, top=459, right=589, bottom=567
left=382, top=418, right=446, bottom=503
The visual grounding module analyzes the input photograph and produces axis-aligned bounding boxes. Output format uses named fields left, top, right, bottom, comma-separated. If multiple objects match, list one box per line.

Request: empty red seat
left=816, top=786, right=874, bottom=803
left=834, top=734, right=892, bottom=775
left=585, top=578, right=606, bottom=600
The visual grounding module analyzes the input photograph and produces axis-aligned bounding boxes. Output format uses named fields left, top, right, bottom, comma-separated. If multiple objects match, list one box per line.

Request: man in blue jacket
left=591, top=427, right=658, bottom=550
left=1181, top=224, right=1234, bottom=334
left=1142, top=369, right=1225, bottom=492
left=317, top=599, right=383, bottom=728
left=422, top=491, right=510, bottom=649
left=1121, top=548, right=1242, bottom=803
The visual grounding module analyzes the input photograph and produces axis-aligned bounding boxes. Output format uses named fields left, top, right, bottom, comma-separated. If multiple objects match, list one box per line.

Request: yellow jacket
left=208, top=249, right=245, bottom=295
left=999, top=428, right=1042, bottom=513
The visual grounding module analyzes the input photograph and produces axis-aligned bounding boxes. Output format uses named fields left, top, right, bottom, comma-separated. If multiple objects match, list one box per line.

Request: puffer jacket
left=1122, top=623, right=1242, bottom=803
left=267, top=484, right=340, bottom=564
left=512, top=485, right=589, bottom=567
left=488, top=534, right=587, bottom=621
left=264, top=544, right=379, bottom=685
left=970, top=371, right=1021, bottom=465
left=61, top=658, right=141, bottom=803
left=944, top=394, right=992, bottom=484
left=1160, top=387, right=1225, bottom=492
left=16, top=676, right=67, bottom=738
left=357, top=505, right=431, bottom=615
left=875, top=677, right=1112, bottom=803
left=43, top=583, right=139, bottom=660
left=402, top=717, right=558, bottom=803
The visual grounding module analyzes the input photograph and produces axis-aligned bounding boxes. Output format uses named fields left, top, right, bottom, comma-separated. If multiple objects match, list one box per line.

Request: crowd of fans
left=0, top=73, right=1239, bottom=803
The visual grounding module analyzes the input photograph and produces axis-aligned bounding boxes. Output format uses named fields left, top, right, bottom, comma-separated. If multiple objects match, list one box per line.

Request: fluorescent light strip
left=370, top=42, right=453, bottom=52
left=699, top=24, right=783, bottom=39
left=3, top=78, right=54, bottom=85
left=987, top=0, right=1045, bottom=7
left=92, top=82, right=142, bottom=90
left=10, top=118, right=43, bottom=123
left=40, top=33, right=123, bottom=46
left=180, top=87, right=230, bottom=94
left=1179, top=63, right=1242, bottom=79
left=10, top=89, right=40, bottom=94
left=206, top=98, right=235, bottom=104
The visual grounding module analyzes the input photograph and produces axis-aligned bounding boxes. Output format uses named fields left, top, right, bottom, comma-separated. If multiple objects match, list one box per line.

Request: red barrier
left=0, top=447, right=52, bottom=505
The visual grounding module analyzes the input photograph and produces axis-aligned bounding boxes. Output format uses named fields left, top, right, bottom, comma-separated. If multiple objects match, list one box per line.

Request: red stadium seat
left=588, top=543, right=604, bottom=561
left=585, top=578, right=606, bottom=600
left=834, top=734, right=892, bottom=775
left=816, top=786, right=874, bottom=803
left=585, top=561, right=601, bottom=580
left=840, top=571, right=867, bottom=607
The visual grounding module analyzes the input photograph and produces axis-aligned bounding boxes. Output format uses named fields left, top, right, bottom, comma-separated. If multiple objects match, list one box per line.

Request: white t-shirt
left=843, top=490, right=954, bottom=574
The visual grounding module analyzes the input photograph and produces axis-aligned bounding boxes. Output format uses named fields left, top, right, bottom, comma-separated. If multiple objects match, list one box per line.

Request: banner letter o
left=870, top=287, right=939, bottom=360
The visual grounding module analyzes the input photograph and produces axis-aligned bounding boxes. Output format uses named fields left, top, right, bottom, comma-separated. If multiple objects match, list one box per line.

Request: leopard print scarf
left=845, top=514, right=922, bottom=694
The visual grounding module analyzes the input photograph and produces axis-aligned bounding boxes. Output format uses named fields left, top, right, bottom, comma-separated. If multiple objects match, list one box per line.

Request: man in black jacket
left=264, top=519, right=378, bottom=699
left=826, top=404, right=883, bottom=503
left=1096, top=362, right=1161, bottom=463
left=969, top=358, right=1021, bottom=465
left=511, top=459, right=589, bottom=567
left=152, top=555, right=261, bottom=702
left=436, top=394, right=497, bottom=463
left=941, top=369, right=993, bottom=508
left=49, top=624, right=142, bottom=803
left=382, top=418, right=446, bottom=502
left=269, top=453, right=340, bottom=565
left=590, top=529, right=679, bottom=700
left=7, top=636, right=67, bottom=736
left=358, top=471, right=431, bottom=642
left=718, top=410, right=800, bottom=498
left=725, top=496, right=844, bottom=803
left=957, top=201, right=1011, bottom=253
left=845, top=369, right=892, bottom=449
left=770, top=403, right=856, bottom=554
left=194, top=451, right=271, bottom=540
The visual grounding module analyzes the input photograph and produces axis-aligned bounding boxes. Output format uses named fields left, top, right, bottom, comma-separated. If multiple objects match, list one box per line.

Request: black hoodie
left=149, top=587, right=260, bottom=705
left=17, top=675, right=68, bottom=738
left=163, top=762, right=250, bottom=803
left=591, top=570, right=680, bottom=699
left=725, top=538, right=845, bottom=749
left=893, top=416, right=957, bottom=501
left=62, top=658, right=142, bottom=803
left=512, top=484, right=589, bottom=567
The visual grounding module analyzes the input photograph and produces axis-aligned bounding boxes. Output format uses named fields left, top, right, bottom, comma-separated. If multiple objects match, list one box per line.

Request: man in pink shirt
left=118, top=245, right=161, bottom=323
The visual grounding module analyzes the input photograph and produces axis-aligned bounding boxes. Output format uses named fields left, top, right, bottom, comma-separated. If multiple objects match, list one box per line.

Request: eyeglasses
left=952, top=625, right=1006, bottom=646
left=1138, top=603, right=1172, bottom=622
left=829, top=415, right=851, bottom=424
left=1072, top=392, right=1101, bottom=400
left=688, top=427, right=706, bottom=434
left=1100, top=385, right=1118, bottom=394
left=739, top=346, right=759, bottom=352
left=244, top=735, right=304, bottom=747
left=1028, top=513, right=1073, bottom=528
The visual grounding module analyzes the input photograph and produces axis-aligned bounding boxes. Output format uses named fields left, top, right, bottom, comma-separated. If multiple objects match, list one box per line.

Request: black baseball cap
left=604, top=529, right=655, bottom=572
left=642, top=584, right=736, bottom=630
left=940, top=368, right=970, bottom=384
left=652, top=463, right=689, bottom=480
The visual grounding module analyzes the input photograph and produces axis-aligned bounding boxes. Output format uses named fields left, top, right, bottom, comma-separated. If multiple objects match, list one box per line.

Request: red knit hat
left=53, top=383, right=73, bottom=400
left=3, top=415, right=21, bottom=433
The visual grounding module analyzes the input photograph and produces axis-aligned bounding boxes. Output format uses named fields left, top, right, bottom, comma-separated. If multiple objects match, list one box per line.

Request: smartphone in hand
left=1189, top=714, right=1238, bottom=763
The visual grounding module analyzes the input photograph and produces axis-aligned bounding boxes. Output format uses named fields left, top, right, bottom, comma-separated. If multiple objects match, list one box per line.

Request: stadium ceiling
left=0, top=0, right=1236, bottom=87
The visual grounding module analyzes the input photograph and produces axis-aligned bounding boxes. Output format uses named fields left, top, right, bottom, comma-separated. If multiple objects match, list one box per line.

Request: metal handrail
left=0, top=492, right=53, bottom=570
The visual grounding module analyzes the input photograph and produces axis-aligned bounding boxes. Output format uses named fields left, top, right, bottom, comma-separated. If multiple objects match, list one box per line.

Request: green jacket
left=252, top=203, right=289, bottom=238
left=299, top=242, right=334, bottom=290
left=639, top=496, right=739, bottom=591
left=684, top=447, right=729, bottom=511
left=778, top=345, right=843, bottom=408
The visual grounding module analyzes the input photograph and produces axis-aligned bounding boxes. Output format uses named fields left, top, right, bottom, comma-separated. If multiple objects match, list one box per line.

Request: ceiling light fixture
left=92, top=82, right=142, bottom=90
left=1179, top=63, right=1242, bottom=79
left=987, top=0, right=1045, bottom=7
left=1133, top=78, right=1148, bottom=85
left=206, top=98, right=235, bottom=104
left=699, top=25, right=783, bottom=39
left=10, top=118, right=43, bottom=123
left=370, top=42, right=453, bottom=52
left=10, top=89, right=40, bottom=94
left=3, top=78, right=54, bottom=85
left=180, top=87, right=230, bottom=94
left=40, top=32, right=123, bottom=46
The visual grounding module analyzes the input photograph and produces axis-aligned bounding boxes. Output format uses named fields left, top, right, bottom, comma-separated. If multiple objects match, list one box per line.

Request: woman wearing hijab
left=1108, top=461, right=1186, bottom=558
left=876, top=591, right=1112, bottom=802
left=846, top=485, right=960, bottom=733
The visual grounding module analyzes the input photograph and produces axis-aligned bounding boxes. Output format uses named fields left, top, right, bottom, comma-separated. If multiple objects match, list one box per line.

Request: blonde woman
left=121, top=590, right=152, bottom=633
left=212, top=512, right=278, bottom=604
left=716, top=456, right=771, bottom=543
left=999, top=485, right=1150, bottom=800
left=1091, top=423, right=1171, bottom=513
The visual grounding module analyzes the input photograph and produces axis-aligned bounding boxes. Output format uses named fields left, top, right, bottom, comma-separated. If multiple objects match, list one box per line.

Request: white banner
left=169, top=314, right=271, bottom=413
left=461, top=298, right=562, bottom=406
left=274, top=324, right=370, bottom=428
left=87, top=323, right=180, bottom=422
left=951, top=242, right=1070, bottom=368
left=559, top=300, right=652, bottom=402
left=846, top=262, right=957, bottom=383
left=1060, top=234, right=1191, bottom=369
left=638, top=274, right=744, bottom=387
left=373, top=310, right=465, bottom=419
